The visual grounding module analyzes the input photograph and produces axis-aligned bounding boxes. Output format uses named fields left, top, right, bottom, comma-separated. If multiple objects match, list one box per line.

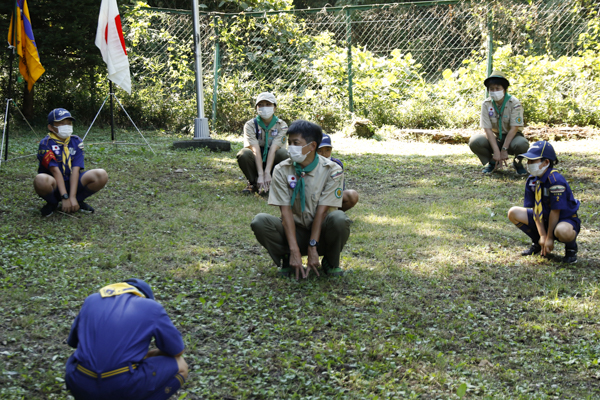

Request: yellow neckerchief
left=49, top=132, right=72, bottom=175
left=99, top=282, right=146, bottom=298
left=534, top=180, right=543, bottom=222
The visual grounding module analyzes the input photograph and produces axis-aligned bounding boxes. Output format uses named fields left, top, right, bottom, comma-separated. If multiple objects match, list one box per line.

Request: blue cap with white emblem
left=519, top=140, right=557, bottom=161
left=47, top=108, right=75, bottom=124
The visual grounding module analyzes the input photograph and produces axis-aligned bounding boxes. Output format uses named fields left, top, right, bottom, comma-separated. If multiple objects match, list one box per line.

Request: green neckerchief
left=491, top=94, right=512, bottom=140
left=256, top=116, right=279, bottom=162
left=290, top=155, right=319, bottom=212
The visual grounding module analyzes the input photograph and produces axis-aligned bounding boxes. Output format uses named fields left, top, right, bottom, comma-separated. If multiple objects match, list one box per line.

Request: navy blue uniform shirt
left=523, top=168, right=580, bottom=220
left=37, top=135, right=85, bottom=180
left=67, top=293, right=184, bottom=373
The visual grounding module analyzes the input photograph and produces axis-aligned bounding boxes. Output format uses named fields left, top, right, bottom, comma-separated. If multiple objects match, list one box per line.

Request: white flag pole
left=192, top=0, right=209, bottom=139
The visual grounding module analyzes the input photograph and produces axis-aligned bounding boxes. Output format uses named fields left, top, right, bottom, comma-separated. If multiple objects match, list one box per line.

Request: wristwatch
left=62, top=193, right=69, bottom=200
left=501, top=146, right=508, bottom=151
left=309, top=239, right=318, bottom=247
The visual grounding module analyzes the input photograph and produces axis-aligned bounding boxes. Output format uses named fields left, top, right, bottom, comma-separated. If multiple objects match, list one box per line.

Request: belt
left=77, top=363, right=138, bottom=379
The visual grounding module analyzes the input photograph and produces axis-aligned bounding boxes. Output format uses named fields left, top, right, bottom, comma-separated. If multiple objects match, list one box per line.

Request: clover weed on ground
left=0, top=127, right=599, bottom=399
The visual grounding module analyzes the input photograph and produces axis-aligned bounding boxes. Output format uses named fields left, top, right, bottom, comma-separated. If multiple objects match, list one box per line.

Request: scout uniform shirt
left=243, top=117, right=288, bottom=150
left=67, top=291, right=184, bottom=374
left=269, top=155, right=344, bottom=229
left=37, top=134, right=85, bottom=180
left=480, top=95, right=524, bottom=138
left=523, top=168, right=580, bottom=221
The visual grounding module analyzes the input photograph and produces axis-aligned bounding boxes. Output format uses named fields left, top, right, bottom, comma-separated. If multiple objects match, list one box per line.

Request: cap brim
left=318, top=144, right=332, bottom=149
left=518, top=152, right=542, bottom=160
left=53, top=116, right=75, bottom=122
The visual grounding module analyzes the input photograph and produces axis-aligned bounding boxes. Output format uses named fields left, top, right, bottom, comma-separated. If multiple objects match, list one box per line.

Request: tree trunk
left=22, top=82, right=34, bottom=121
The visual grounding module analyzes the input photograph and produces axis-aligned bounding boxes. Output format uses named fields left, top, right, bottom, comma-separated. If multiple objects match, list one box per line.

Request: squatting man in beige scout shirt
left=469, top=71, right=529, bottom=175
left=236, top=92, right=289, bottom=195
left=251, top=120, right=351, bottom=280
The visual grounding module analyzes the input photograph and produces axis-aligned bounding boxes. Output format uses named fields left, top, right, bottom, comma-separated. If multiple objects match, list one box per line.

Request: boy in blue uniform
left=507, top=141, right=580, bottom=263
left=65, top=279, right=188, bottom=400
left=34, top=108, right=108, bottom=216
left=316, top=134, right=359, bottom=211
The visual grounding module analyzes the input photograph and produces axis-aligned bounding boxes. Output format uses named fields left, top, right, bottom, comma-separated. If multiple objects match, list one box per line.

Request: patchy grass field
left=1, top=127, right=599, bottom=400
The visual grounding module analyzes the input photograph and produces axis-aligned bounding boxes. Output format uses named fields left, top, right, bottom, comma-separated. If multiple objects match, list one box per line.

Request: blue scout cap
left=47, top=108, right=75, bottom=124
left=124, top=278, right=154, bottom=300
left=519, top=140, right=557, bottom=161
left=319, top=134, right=333, bottom=149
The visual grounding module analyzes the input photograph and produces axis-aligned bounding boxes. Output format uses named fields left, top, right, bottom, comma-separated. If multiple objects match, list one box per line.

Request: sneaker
left=79, top=202, right=95, bottom=213
left=321, top=257, right=344, bottom=276
left=513, top=158, right=528, bottom=176
left=521, top=243, right=542, bottom=256
left=241, top=182, right=256, bottom=195
left=41, top=202, right=58, bottom=217
left=563, top=244, right=578, bottom=264
left=482, top=162, right=496, bottom=174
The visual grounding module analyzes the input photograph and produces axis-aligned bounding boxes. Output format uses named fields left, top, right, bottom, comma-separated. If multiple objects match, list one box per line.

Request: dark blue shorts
left=65, top=355, right=184, bottom=400
left=526, top=209, right=580, bottom=241
left=46, top=170, right=92, bottom=202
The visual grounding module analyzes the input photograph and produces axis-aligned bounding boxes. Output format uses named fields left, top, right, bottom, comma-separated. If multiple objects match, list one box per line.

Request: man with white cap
left=469, top=71, right=529, bottom=175
left=65, top=278, right=188, bottom=400
left=237, top=92, right=288, bottom=194
left=34, top=108, right=108, bottom=216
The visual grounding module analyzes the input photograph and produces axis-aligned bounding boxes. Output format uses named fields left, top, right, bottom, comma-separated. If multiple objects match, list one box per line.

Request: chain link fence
left=122, top=0, right=599, bottom=133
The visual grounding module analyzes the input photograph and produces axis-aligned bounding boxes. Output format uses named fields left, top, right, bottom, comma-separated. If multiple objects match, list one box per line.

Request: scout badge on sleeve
left=488, top=107, right=494, bottom=117
left=287, top=175, right=297, bottom=189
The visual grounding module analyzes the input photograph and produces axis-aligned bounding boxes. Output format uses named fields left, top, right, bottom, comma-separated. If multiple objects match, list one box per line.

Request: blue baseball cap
left=519, top=140, right=557, bottom=161
left=318, top=134, right=333, bottom=149
left=124, top=278, right=154, bottom=300
left=47, top=108, right=75, bottom=124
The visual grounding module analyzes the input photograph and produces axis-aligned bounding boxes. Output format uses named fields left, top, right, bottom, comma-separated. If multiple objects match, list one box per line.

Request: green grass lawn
left=1, top=127, right=599, bottom=399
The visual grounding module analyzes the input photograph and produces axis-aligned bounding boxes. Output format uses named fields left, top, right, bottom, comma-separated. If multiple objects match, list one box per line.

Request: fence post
left=345, top=8, right=354, bottom=114
left=212, top=15, right=220, bottom=129
left=485, top=8, right=493, bottom=97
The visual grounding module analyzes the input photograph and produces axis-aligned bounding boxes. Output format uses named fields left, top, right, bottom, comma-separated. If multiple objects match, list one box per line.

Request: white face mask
left=55, top=124, right=73, bottom=139
left=490, top=90, right=505, bottom=101
left=257, top=106, right=274, bottom=119
left=288, top=142, right=313, bottom=163
left=526, top=161, right=549, bottom=177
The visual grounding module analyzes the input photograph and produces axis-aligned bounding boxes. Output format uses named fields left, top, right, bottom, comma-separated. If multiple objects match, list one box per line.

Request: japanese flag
left=95, top=0, right=131, bottom=94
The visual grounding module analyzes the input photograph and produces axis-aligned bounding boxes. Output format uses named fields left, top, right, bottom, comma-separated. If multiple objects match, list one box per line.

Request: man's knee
left=251, top=213, right=273, bottom=234
left=555, top=223, right=576, bottom=243
left=510, top=135, right=530, bottom=154
left=175, top=356, right=188, bottom=380
left=468, top=134, right=489, bottom=152
left=237, top=148, right=255, bottom=163
left=33, top=174, right=55, bottom=194
left=345, top=190, right=358, bottom=205
left=326, top=210, right=351, bottom=231
left=274, top=148, right=289, bottom=165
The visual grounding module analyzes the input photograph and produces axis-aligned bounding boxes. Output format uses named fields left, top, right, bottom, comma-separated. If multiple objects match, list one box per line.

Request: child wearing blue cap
left=507, top=141, right=581, bottom=263
left=316, top=134, right=359, bottom=211
left=33, top=108, right=108, bottom=216
left=65, top=278, right=188, bottom=400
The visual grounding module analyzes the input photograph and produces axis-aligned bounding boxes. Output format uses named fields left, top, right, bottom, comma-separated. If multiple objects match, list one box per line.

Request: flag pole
left=3, top=1, right=18, bottom=161
left=109, top=80, right=115, bottom=141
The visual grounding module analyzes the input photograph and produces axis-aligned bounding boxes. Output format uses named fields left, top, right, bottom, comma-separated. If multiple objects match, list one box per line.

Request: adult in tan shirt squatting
left=236, top=92, right=289, bottom=194
left=251, top=120, right=351, bottom=279
left=469, top=71, right=529, bottom=175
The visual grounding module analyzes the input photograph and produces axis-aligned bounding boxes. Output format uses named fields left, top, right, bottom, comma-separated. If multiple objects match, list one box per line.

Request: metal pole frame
left=193, top=0, right=205, bottom=119
left=4, top=0, right=18, bottom=161
left=212, top=15, right=220, bottom=129
left=345, top=8, right=354, bottom=114
left=485, top=8, right=494, bottom=99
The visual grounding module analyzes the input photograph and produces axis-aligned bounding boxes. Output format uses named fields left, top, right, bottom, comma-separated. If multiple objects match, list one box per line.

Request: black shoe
left=79, top=202, right=95, bottom=213
left=482, top=162, right=496, bottom=174
left=563, top=244, right=578, bottom=264
left=513, top=158, right=528, bottom=176
left=241, top=182, right=256, bottom=195
left=278, top=254, right=292, bottom=277
left=521, top=243, right=542, bottom=256
left=41, top=202, right=58, bottom=217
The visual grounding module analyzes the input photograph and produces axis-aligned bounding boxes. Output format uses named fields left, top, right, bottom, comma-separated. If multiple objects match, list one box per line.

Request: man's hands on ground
left=306, top=247, right=320, bottom=278
left=62, top=198, right=80, bottom=213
